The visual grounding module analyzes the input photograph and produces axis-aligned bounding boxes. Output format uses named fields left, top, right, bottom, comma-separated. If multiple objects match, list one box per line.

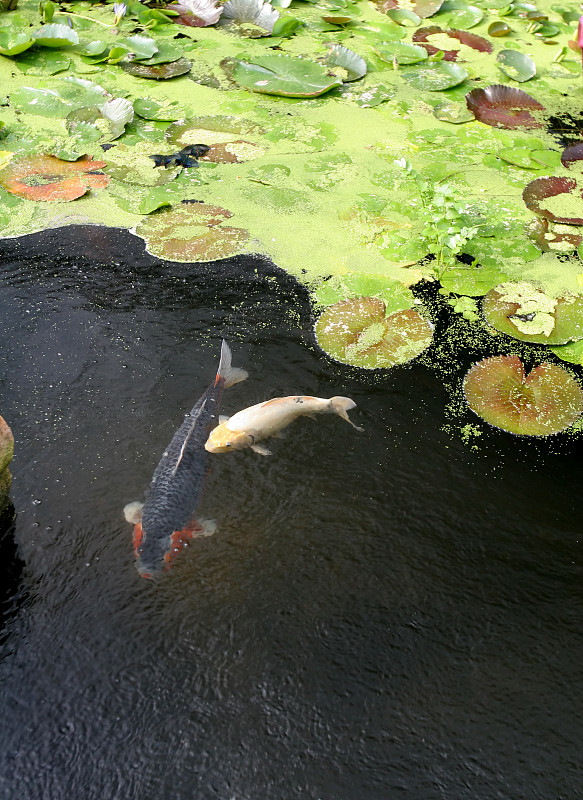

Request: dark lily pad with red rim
left=0, top=154, right=109, bottom=201
left=526, top=217, right=583, bottom=253
left=135, top=202, right=250, bottom=262
left=120, top=58, right=192, bottom=80
left=522, top=176, right=583, bottom=225
left=412, top=26, right=492, bottom=59
left=314, top=296, right=433, bottom=369
left=466, top=85, right=544, bottom=129
left=482, top=284, right=583, bottom=344
left=463, top=355, right=583, bottom=436
left=561, top=142, right=583, bottom=170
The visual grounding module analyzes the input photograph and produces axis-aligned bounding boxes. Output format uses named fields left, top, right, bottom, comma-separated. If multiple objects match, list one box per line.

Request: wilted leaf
left=0, top=154, right=109, bottom=201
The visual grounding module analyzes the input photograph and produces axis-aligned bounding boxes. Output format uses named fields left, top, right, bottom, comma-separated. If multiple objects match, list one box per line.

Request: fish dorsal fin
left=219, top=415, right=230, bottom=424
left=172, top=400, right=206, bottom=476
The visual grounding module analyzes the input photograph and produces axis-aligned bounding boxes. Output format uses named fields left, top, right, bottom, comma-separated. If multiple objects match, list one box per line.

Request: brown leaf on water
left=0, top=154, right=109, bottom=201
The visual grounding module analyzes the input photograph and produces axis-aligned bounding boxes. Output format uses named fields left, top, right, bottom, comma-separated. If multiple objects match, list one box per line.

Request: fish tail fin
left=329, top=396, right=364, bottom=432
left=216, top=340, right=248, bottom=389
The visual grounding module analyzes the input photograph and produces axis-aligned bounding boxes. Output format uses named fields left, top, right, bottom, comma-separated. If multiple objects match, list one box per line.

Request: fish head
left=205, top=426, right=254, bottom=453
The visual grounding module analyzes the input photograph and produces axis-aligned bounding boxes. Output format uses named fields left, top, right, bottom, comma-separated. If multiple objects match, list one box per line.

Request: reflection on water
left=0, top=226, right=582, bottom=800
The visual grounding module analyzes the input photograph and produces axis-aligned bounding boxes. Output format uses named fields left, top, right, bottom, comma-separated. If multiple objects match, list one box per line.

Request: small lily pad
left=325, top=44, right=367, bottom=81
left=0, top=30, right=34, bottom=57
left=549, top=339, right=583, bottom=366
left=315, top=297, right=433, bottom=368
left=447, top=4, right=483, bottom=28
left=403, top=61, right=468, bottom=91
left=463, top=355, right=583, bottom=436
left=135, top=202, right=250, bottom=262
left=497, top=49, right=536, bottom=83
left=387, top=8, right=422, bottom=26
left=488, top=20, right=511, bottom=35
left=482, top=282, right=583, bottom=344
left=229, top=55, right=343, bottom=97
left=0, top=154, right=109, bottom=201
left=433, top=99, right=475, bottom=123
left=121, top=58, right=192, bottom=80
left=376, top=41, right=428, bottom=65
left=133, top=97, right=186, bottom=121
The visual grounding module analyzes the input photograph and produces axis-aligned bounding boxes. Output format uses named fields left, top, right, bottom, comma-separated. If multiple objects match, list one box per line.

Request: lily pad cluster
left=1, top=0, right=583, bottom=434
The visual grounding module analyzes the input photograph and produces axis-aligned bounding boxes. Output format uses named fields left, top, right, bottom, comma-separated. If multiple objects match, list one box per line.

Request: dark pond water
left=0, top=225, right=582, bottom=800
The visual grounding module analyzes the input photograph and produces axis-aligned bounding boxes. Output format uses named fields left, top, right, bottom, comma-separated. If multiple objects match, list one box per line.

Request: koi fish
left=124, top=340, right=247, bottom=578
left=204, top=395, right=363, bottom=456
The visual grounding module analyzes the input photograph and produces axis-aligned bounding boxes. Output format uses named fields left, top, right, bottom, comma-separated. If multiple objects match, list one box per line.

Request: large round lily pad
left=466, top=85, right=543, bottom=129
left=463, top=355, right=583, bottom=436
left=482, top=283, right=583, bottom=344
left=315, top=296, right=433, bottom=368
left=135, top=202, right=250, bottom=262
left=522, top=177, right=583, bottom=225
left=0, top=154, right=109, bottom=201
left=403, top=62, right=468, bottom=91
left=229, top=55, right=343, bottom=97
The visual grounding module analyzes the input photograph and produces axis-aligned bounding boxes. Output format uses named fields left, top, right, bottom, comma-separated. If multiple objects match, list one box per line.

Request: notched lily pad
left=466, top=85, right=544, bottom=129
left=497, top=49, right=536, bottom=83
left=463, top=355, right=583, bottom=436
left=135, top=202, right=250, bottom=262
left=315, top=296, right=433, bottom=369
left=32, top=23, right=79, bottom=47
left=523, top=177, right=583, bottom=225
left=482, top=282, right=583, bottom=344
left=0, top=154, right=109, bottom=201
left=376, top=41, right=428, bottom=65
left=413, top=26, right=492, bottom=58
left=229, top=55, right=343, bottom=97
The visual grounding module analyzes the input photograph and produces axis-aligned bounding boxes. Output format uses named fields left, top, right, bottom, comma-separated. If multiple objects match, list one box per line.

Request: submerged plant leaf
left=135, top=202, right=250, bottom=262
left=466, top=85, right=544, bottom=129
left=229, top=55, right=343, bottom=97
left=325, top=44, right=367, bottom=81
left=0, top=154, right=109, bottom=201
left=482, top=282, right=583, bottom=344
left=433, top=99, right=474, bottom=123
left=497, top=49, right=536, bottom=83
left=315, top=297, right=433, bottom=368
left=403, top=61, right=468, bottom=91
left=133, top=97, right=186, bottom=121
left=463, top=355, right=583, bottom=436
left=120, top=58, right=192, bottom=79
left=523, top=177, right=583, bottom=225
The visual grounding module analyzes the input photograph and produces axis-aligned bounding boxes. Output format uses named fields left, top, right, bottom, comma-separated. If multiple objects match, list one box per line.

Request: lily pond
left=1, top=0, right=583, bottom=793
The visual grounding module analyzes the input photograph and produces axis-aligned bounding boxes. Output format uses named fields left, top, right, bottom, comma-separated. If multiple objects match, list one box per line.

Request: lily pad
left=549, top=339, right=583, bottom=366
left=447, top=4, right=483, bottom=28
left=440, top=263, right=508, bottom=296
left=497, top=49, right=536, bottom=83
left=31, top=23, right=79, bottom=47
left=133, top=97, right=186, bottom=122
left=325, top=44, right=367, bottom=81
left=488, top=20, right=511, bottom=36
left=560, top=143, right=583, bottom=171
left=402, top=62, right=468, bottom=91
left=523, top=177, right=583, bottom=225
left=229, top=55, right=343, bottom=97
left=413, top=26, right=492, bottom=58
left=482, top=282, right=583, bottom=344
left=315, top=297, right=433, bottom=368
left=0, top=154, right=109, bottom=201
left=135, top=202, right=250, bottom=262
left=463, top=355, right=583, bottom=436
left=387, top=8, right=422, bottom=26
left=0, top=30, right=34, bottom=57
left=465, top=85, right=544, bottom=129
left=120, top=58, right=192, bottom=80
left=376, top=41, right=428, bottom=65
left=15, top=48, right=70, bottom=75
left=433, top=99, right=475, bottom=123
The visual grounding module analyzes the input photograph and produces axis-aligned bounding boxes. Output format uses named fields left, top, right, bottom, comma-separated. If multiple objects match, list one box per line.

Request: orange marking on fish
left=162, top=521, right=205, bottom=569
left=132, top=522, right=144, bottom=554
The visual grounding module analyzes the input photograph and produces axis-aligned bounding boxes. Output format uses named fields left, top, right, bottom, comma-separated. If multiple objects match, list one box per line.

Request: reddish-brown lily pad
left=135, top=202, right=249, bottom=262
left=527, top=217, right=583, bottom=253
left=0, top=154, right=109, bottom=201
left=413, top=26, right=492, bottom=59
left=315, top=296, right=433, bottom=369
left=121, top=58, right=192, bottom=80
left=482, top=284, right=583, bottom=344
left=463, top=355, right=583, bottom=436
left=522, top=176, right=583, bottom=225
left=560, top=142, right=583, bottom=170
left=466, top=85, right=544, bottom=129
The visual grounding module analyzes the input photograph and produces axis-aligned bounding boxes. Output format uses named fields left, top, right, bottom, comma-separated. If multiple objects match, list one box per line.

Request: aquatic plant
left=0, top=154, right=109, bottom=200
left=463, top=355, right=583, bottom=436
left=465, top=85, right=544, bottom=129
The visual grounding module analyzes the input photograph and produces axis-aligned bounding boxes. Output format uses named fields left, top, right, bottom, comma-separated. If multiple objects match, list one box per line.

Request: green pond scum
left=2, top=0, right=583, bottom=433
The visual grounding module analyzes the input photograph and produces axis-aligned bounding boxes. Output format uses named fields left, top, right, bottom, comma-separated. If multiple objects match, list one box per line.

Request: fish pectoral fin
left=305, top=413, right=318, bottom=421
left=218, top=415, right=230, bottom=424
left=250, top=443, right=272, bottom=456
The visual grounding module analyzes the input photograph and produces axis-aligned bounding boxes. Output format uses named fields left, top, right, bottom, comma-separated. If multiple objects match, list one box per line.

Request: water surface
left=0, top=226, right=581, bottom=800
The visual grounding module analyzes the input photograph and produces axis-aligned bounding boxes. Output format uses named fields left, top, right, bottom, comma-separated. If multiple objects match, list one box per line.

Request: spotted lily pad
left=497, top=49, right=536, bottom=83
left=135, top=202, right=250, bottom=262
left=465, top=85, right=543, bottom=129
left=403, top=62, right=468, bottom=91
left=482, top=282, right=583, bottom=344
left=0, top=154, right=109, bottom=201
left=413, top=26, right=492, bottom=58
left=522, top=177, right=583, bottom=225
left=229, top=55, right=343, bottom=97
left=315, top=297, right=433, bottom=368
left=463, top=355, right=583, bottom=436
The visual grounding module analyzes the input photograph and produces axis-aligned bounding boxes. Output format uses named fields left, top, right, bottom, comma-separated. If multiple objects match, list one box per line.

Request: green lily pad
left=133, top=97, right=186, bottom=121
left=137, top=41, right=184, bottom=66
left=315, top=297, right=433, bottom=368
left=482, top=282, right=583, bottom=344
left=549, top=338, right=583, bottom=366
left=440, top=263, right=509, bottom=296
left=376, top=41, right=428, bottom=65
left=387, top=8, right=422, bottom=26
left=403, top=62, right=468, bottom=91
left=463, top=355, right=583, bottom=436
left=448, top=4, right=483, bottom=28
left=355, top=84, right=395, bottom=107
left=0, top=30, right=34, bottom=57
left=32, top=23, right=79, bottom=47
left=497, top=49, right=536, bottom=83
left=230, top=55, right=343, bottom=97
left=433, top=99, right=475, bottom=123
left=488, top=20, right=511, bottom=35
left=315, top=274, right=415, bottom=310
left=15, top=49, right=70, bottom=75
left=325, top=44, right=367, bottom=81
left=121, top=34, right=158, bottom=60
left=135, top=202, right=250, bottom=262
